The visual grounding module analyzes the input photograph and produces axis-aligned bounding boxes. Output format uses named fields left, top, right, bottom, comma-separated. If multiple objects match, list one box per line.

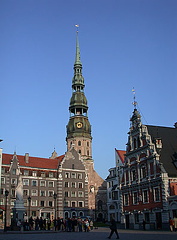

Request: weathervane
left=75, top=24, right=79, bottom=33
left=132, top=87, right=137, bottom=109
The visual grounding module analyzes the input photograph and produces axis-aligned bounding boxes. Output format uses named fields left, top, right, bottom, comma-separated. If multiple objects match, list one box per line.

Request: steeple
left=75, top=30, right=82, bottom=65
left=66, top=29, right=92, bottom=160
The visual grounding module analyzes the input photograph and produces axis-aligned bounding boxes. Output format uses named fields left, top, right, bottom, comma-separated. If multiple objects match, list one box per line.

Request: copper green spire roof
left=75, top=30, right=82, bottom=65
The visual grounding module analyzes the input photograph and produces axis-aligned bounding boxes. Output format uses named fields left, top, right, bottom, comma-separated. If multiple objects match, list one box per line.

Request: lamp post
left=4, top=190, right=9, bottom=232
left=28, top=196, right=31, bottom=221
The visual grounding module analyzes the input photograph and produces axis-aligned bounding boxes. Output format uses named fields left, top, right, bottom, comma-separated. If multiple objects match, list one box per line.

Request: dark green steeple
left=66, top=30, right=92, bottom=159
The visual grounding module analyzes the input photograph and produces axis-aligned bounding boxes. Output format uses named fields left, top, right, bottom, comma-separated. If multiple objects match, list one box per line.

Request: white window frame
left=32, top=171, right=37, bottom=177
left=65, top=172, right=70, bottom=178
left=31, top=200, right=37, bottom=206
left=40, top=190, right=46, bottom=197
left=71, top=173, right=76, bottom=179
left=48, top=181, right=54, bottom=188
left=23, top=189, right=29, bottom=196
left=78, top=201, right=84, bottom=208
left=142, top=189, right=149, bottom=203
left=31, top=189, right=38, bottom=196
left=23, top=179, right=29, bottom=186
left=154, top=187, right=160, bottom=202
left=49, top=172, right=54, bottom=178
left=48, top=190, right=54, bottom=197
left=11, top=178, right=17, bottom=184
left=78, top=191, right=84, bottom=198
left=40, top=180, right=46, bottom=187
left=32, top=180, right=38, bottom=187
left=78, top=182, right=83, bottom=189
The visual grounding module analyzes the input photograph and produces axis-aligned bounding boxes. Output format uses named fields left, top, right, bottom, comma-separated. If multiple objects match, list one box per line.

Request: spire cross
left=132, top=87, right=137, bottom=109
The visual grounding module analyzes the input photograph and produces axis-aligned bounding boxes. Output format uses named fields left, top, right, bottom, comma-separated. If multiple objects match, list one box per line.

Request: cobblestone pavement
left=1, top=228, right=177, bottom=240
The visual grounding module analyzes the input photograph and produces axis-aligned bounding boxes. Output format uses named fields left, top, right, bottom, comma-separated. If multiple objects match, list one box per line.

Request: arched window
left=78, top=141, right=81, bottom=146
left=87, top=142, right=89, bottom=147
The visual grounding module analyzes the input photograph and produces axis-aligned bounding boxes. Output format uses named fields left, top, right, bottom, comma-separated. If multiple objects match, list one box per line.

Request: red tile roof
left=115, top=148, right=125, bottom=163
left=2, top=153, right=64, bottom=170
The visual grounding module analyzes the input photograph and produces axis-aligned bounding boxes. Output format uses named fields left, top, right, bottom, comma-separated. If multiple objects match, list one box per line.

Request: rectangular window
left=40, top=201, right=45, bottom=207
left=0, top=188, right=4, bottom=195
left=31, top=200, right=37, bottom=206
left=133, top=192, right=138, bottom=205
left=65, top=182, right=69, bottom=188
left=124, top=194, right=129, bottom=206
left=154, top=187, right=160, bottom=202
left=112, top=191, right=118, bottom=200
left=49, top=172, right=54, bottom=178
left=32, top=180, right=38, bottom=187
left=24, top=170, right=29, bottom=176
left=0, top=199, right=4, bottom=205
left=78, top=191, right=83, bottom=198
left=23, top=179, right=29, bottom=186
left=48, top=191, right=54, bottom=197
left=78, top=201, right=83, bottom=207
left=11, top=178, right=17, bottom=185
left=32, top=171, right=37, bottom=177
left=71, top=191, right=76, bottom=197
left=71, top=173, right=76, bottom=178
left=78, top=182, right=83, bottom=189
left=23, top=189, right=29, bottom=196
left=71, top=201, right=76, bottom=207
left=40, top=180, right=46, bottom=187
left=40, top=190, right=46, bottom=197
left=1, top=177, right=5, bottom=184
left=11, top=199, right=15, bottom=206
left=31, top=189, right=38, bottom=196
left=143, top=189, right=149, bottom=203
left=41, top=172, right=46, bottom=177
left=48, top=181, right=54, bottom=188
left=65, top=191, right=69, bottom=197
left=65, top=172, right=70, bottom=178
left=72, top=182, right=76, bottom=188
left=11, top=189, right=15, bottom=198
left=78, top=173, right=82, bottom=179
left=49, top=201, right=53, bottom=207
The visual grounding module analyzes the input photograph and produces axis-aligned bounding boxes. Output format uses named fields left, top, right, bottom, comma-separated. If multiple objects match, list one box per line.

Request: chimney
left=25, top=153, right=29, bottom=163
left=174, top=122, right=177, bottom=128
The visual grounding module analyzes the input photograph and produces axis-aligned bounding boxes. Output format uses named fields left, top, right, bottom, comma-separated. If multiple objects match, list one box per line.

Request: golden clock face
left=77, top=122, right=83, bottom=128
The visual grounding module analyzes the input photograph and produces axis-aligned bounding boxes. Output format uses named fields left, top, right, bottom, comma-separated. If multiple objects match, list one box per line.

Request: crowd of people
left=22, top=216, right=94, bottom=232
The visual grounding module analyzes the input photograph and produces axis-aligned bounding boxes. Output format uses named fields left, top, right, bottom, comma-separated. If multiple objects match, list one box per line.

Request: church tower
left=66, top=30, right=92, bottom=160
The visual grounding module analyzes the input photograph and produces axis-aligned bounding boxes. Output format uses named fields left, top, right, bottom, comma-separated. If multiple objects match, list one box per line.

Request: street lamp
left=28, top=196, right=31, bottom=220
left=4, top=190, right=9, bottom=232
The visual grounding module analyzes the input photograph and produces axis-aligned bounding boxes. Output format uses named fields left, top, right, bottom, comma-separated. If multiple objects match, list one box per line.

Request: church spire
left=66, top=28, right=92, bottom=159
left=75, top=27, right=82, bottom=65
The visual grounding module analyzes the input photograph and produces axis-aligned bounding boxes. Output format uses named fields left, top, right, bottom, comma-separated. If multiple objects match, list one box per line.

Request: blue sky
left=0, top=0, right=177, bottom=179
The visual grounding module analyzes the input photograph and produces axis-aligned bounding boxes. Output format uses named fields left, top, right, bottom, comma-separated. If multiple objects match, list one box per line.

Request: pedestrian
left=108, top=218, right=119, bottom=239
left=174, top=216, right=177, bottom=232
left=142, top=219, right=146, bottom=230
left=169, top=217, right=174, bottom=232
